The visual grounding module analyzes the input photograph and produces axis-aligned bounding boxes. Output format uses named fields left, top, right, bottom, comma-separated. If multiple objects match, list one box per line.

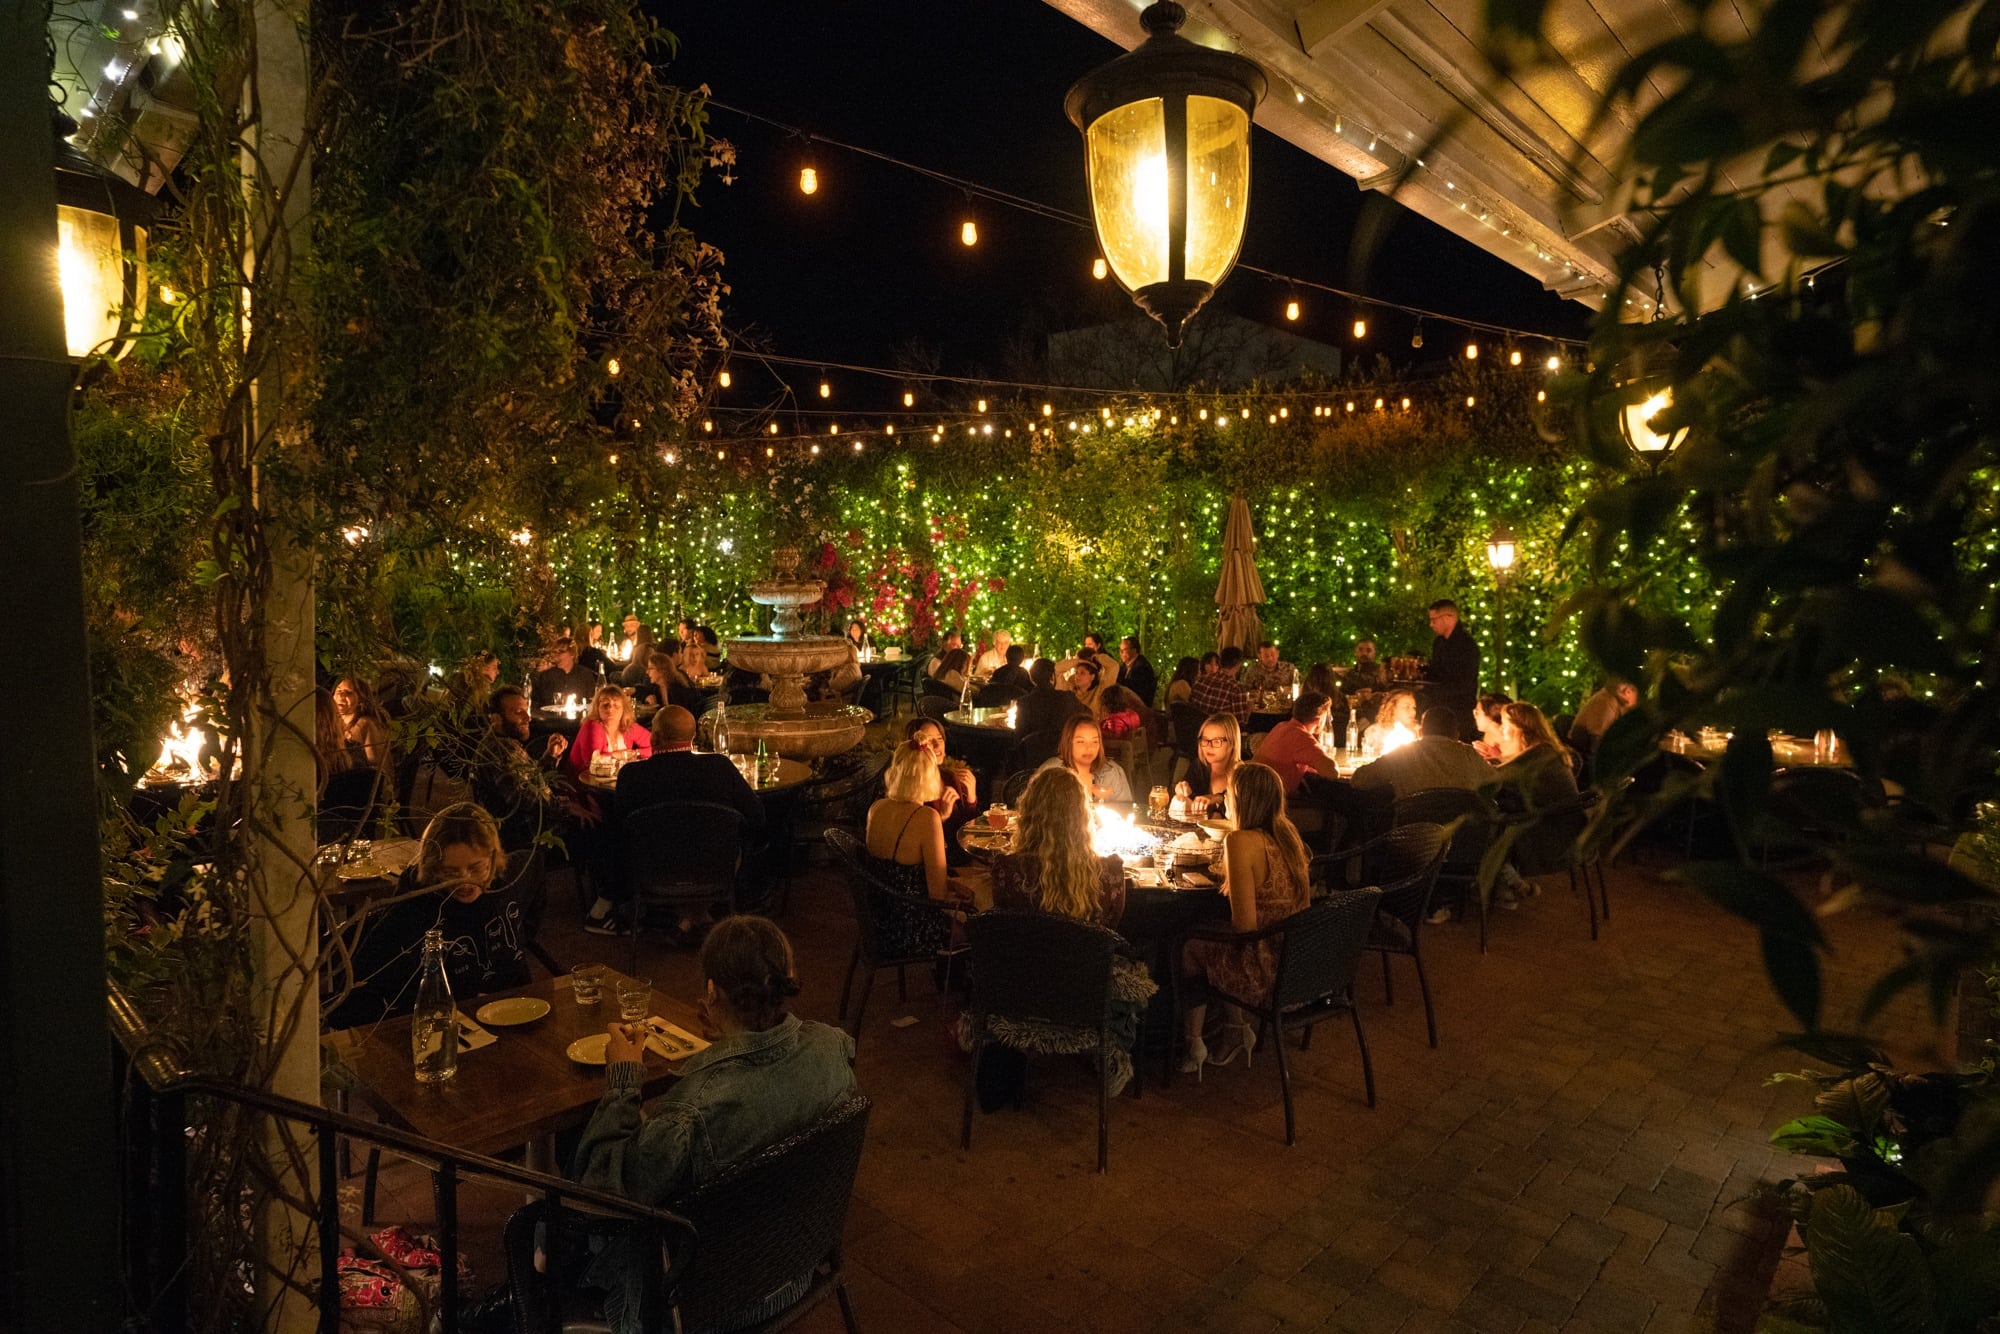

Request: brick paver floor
left=362, top=850, right=1919, bottom=1332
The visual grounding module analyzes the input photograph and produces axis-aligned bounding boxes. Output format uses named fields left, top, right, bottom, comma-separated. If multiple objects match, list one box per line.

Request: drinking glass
left=1148, top=786, right=1170, bottom=819
left=570, top=963, right=606, bottom=1006
left=617, top=976, right=652, bottom=1022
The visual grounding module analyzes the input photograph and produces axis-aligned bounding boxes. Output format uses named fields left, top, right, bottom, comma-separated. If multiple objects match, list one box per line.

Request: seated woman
left=327, top=804, right=527, bottom=1028
left=1096, top=684, right=1146, bottom=741
left=1064, top=654, right=1106, bottom=718
left=1174, top=712, right=1242, bottom=818
left=641, top=647, right=706, bottom=714
left=1472, top=691, right=1513, bottom=761
left=844, top=619, right=872, bottom=653
left=862, top=742, right=969, bottom=956
left=1491, top=701, right=1584, bottom=904
left=1179, top=762, right=1312, bottom=1074
left=1365, top=688, right=1419, bottom=743
left=573, top=916, right=856, bottom=1334
left=1037, top=715, right=1134, bottom=804
left=923, top=647, right=973, bottom=700
left=562, top=685, right=652, bottom=780
left=332, top=676, right=393, bottom=771
left=905, top=716, right=976, bottom=815
left=988, top=768, right=1155, bottom=1096
left=1165, top=656, right=1201, bottom=708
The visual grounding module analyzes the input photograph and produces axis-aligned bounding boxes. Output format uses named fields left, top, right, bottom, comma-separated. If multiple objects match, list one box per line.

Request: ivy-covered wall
left=530, top=369, right=1707, bottom=713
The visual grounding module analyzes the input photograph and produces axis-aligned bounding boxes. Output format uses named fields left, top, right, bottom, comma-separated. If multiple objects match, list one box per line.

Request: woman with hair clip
left=1178, top=763, right=1312, bottom=1076
left=326, top=803, right=526, bottom=1027
left=574, top=916, right=856, bottom=1334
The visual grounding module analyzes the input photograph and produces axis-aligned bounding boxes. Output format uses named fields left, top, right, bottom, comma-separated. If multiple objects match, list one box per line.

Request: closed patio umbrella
left=1214, top=493, right=1265, bottom=653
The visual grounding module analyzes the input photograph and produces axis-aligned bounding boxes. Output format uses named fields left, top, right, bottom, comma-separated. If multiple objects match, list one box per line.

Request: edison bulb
left=799, top=166, right=818, bottom=195
left=903, top=391, right=915, bottom=407
left=606, top=357, right=621, bottom=376
left=1352, top=318, right=1367, bottom=339
left=718, top=369, right=731, bottom=388
left=1285, top=300, right=1300, bottom=322
left=1465, top=341, right=1479, bottom=360
left=818, top=380, right=831, bottom=399
left=1509, top=349, right=1522, bottom=366
left=1091, top=257, right=1108, bottom=281
left=961, top=220, right=978, bottom=246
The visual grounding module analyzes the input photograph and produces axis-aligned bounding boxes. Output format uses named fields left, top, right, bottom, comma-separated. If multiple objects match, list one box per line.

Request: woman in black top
left=328, top=804, right=528, bottom=1027
left=1175, top=713, right=1242, bottom=818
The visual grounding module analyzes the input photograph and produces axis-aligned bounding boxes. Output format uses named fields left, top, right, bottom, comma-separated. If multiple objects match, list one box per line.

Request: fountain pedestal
left=718, top=547, right=872, bottom=759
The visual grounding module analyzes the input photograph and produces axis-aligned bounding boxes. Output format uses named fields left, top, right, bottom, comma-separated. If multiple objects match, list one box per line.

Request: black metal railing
left=109, top=980, right=684, bottom=1334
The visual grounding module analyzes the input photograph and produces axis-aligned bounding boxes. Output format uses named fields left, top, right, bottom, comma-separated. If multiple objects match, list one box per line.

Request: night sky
left=653, top=0, right=1589, bottom=406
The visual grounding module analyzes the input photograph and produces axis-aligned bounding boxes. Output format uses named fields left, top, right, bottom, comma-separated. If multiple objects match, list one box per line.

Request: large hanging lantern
left=52, top=114, right=153, bottom=362
left=1065, top=1, right=1265, bottom=347
left=1619, top=386, right=1688, bottom=460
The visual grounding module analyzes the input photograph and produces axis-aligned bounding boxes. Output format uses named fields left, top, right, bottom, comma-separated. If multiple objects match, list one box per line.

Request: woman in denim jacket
left=572, top=916, right=856, bottom=1332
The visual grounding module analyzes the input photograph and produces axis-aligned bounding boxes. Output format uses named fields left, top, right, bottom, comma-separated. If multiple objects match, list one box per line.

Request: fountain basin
left=717, top=702, right=871, bottom=761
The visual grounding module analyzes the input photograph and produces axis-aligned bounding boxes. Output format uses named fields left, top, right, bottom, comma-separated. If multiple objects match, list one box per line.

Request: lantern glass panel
left=1183, top=94, right=1249, bottom=285
left=1085, top=96, right=1168, bottom=289
left=58, top=205, right=141, bottom=360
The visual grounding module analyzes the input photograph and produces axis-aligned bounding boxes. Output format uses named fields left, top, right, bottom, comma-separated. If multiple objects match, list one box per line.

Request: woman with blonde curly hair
left=986, top=768, right=1154, bottom=1095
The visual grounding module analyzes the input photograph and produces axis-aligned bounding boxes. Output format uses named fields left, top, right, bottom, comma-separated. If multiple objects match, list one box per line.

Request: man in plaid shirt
left=1190, top=645, right=1251, bottom=723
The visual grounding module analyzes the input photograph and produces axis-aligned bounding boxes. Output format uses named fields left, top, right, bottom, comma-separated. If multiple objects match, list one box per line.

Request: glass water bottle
left=411, top=927, right=458, bottom=1084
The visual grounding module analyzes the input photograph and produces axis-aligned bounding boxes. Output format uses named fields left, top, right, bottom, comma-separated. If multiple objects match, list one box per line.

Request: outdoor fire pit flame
left=1376, top=721, right=1417, bottom=756
left=153, top=705, right=210, bottom=778
left=1090, top=806, right=1157, bottom=860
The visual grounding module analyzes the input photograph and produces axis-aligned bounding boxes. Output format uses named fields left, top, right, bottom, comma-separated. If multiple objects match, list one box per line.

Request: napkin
left=643, top=1016, right=711, bottom=1060
left=455, top=1013, right=499, bottom=1053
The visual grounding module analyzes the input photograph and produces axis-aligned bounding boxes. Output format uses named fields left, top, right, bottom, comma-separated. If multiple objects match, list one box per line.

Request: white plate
left=476, top=997, right=550, bottom=1027
left=566, top=1033, right=610, bottom=1065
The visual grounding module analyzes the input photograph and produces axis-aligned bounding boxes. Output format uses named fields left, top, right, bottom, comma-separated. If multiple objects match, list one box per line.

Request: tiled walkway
left=368, top=853, right=1916, bottom=1332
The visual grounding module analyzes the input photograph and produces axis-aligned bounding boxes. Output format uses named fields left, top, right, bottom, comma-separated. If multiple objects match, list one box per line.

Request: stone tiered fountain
left=718, top=547, right=872, bottom=759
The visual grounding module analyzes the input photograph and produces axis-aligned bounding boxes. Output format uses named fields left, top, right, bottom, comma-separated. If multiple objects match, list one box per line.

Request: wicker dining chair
left=823, top=829, right=964, bottom=1049
left=1313, top=824, right=1449, bottom=1047
left=1392, top=787, right=1500, bottom=951
left=959, top=911, right=1130, bottom=1172
left=1175, top=888, right=1382, bottom=1144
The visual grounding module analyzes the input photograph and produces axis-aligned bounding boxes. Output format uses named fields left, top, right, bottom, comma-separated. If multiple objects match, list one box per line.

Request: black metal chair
left=1764, top=766, right=1874, bottom=865
left=1170, top=702, right=1206, bottom=765
left=959, top=911, right=1131, bottom=1173
left=621, top=800, right=746, bottom=967
left=1314, top=824, right=1449, bottom=1047
left=1176, top=888, right=1382, bottom=1144
left=504, top=1095, right=871, bottom=1334
left=1004, top=728, right=1060, bottom=777
left=916, top=694, right=959, bottom=724
left=1393, top=787, right=1500, bottom=952
left=998, top=767, right=1037, bottom=807
left=785, top=750, right=893, bottom=877
left=823, top=828, right=962, bottom=1049
left=1503, top=788, right=1608, bottom=939
left=883, top=655, right=931, bottom=718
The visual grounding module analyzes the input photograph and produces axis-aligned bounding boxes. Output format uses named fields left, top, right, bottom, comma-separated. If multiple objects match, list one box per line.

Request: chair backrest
left=965, top=911, right=1118, bottom=1032
left=1769, top=766, right=1874, bottom=836
left=1170, top=702, right=1206, bottom=760
left=801, top=750, right=892, bottom=826
left=1393, top=788, right=1494, bottom=874
left=1269, top=888, right=1382, bottom=1012
left=624, top=801, right=744, bottom=900
left=825, top=827, right=895, bottom=962
left=1007, top=728, right=1060, bottom=774
left=1353, top=822, right=1449, bottom=926
left=318, top=765, right=387, bottom=845
left=917, top=694, right=957, bottom=722
left=999, top=768, right=1036, bottom=807
left=669, top=1095, right=873, bottom=1332
left=504, top=1198, right=692, bottom=1334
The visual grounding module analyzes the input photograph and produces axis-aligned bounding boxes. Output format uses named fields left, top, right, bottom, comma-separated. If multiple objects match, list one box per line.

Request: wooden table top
left=324, top=969, right=707, bottom=1158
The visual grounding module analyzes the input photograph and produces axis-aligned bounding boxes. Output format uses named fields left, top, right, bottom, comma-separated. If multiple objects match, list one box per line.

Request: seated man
left=471, top=686, right=566, bottom=852
left=587, top=705, right=765, bottom=935
left=975, top=643, right=1034, bottom=705
left=572, top=916, right=856, bottom=1334
left=1240, top=640, right=1298, bottom=697
left=1119, top=635, right=1158, bottom=708
left=1346, top=639, right=1388, bottom=694
left=1569, top=679, right=1638, bottom=747
left=1014, top=656, right=1084, bottom=742
left=1353, top=706, right=1500, bottom=800
left=1247, top=691, right=1344, bottom=794
left=533, top=638, right=600, bottom=708
left=1191, top=645, right=1252, bottom=724
left=973, top=628, right=1013, bottom=679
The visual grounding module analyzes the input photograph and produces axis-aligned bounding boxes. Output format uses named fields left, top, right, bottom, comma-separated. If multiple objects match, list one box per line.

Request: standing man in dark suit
left=1426, top=600, right=1482, bottom=740
left=1119, top=636, right=1159, bottom=708
left=585, top=705, right=765, bottom=935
